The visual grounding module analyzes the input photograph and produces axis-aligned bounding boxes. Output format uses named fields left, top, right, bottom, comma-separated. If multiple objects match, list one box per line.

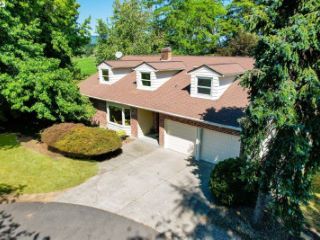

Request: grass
left=302, top=173, right=320, bottom=232
left=73, top=56, right=97, bottom=79
left=0, top=133, right=98, bottom=194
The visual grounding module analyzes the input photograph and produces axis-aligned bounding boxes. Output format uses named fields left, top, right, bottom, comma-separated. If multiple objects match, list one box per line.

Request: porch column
left=159, top=114, right=165, bottom=146
left=130, top=107, right=138, bottom=138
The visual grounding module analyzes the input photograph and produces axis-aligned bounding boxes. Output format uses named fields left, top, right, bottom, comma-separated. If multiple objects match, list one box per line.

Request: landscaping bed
left=41, top=123, right=122, bottom=159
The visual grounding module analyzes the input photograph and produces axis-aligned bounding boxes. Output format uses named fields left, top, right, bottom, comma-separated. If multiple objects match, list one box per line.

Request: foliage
left=210, top=157, right=258, bottom=206
left=146, top=0, right=229, bottom=55
left=0, top=0, right=94, bottom=124
left=95, top=0, right=164, bottom=62
left=0, top=133, right=97, bottom=193
left=1, top=58, right=95, bottom=122
left=216, top=30, right=258, bottom=56
left=116, top=130, right=127, bottom=139
left=42, top=123, right=122, bottom=158
left=41, top=123, right=84, bottom=145
left=73, top=56, right=97, bottom=80
left=240, top=0, right=320, bottom=235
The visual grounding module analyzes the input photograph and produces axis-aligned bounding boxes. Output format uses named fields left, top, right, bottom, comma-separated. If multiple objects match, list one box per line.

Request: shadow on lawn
left=0, top=210, right=50, bottom=240
left=0, top=183, right=25, bottom=204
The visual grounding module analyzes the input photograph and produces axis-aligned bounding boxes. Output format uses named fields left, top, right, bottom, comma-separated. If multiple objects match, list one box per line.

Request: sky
left=77, top=0, right=114, bottom=35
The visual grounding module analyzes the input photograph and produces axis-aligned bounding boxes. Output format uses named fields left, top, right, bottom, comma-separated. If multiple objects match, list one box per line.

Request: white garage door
left=164, top=120, right=197, bottom=156
left=201, top=129, right=240, bottom=163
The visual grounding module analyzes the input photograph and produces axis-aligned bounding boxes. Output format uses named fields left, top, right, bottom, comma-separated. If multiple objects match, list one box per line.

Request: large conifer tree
left=240, top=0, right=320, bottom=235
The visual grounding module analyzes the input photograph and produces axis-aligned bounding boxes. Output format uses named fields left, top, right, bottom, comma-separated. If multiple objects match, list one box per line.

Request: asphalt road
left=0, top=202, right=158, bottom=240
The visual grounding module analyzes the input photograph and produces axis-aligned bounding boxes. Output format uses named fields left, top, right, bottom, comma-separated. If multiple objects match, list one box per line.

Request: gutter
left=83, top=94, right=242, bottom=132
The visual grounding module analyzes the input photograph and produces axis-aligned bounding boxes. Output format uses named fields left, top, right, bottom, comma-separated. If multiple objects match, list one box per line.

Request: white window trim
left=107, top=103, right=131, bottom=127
left=196, top=76, right=213, bottom=97
left=101, top=69, right=110, bottom=82
left=141, top=72, right=152, bottom=87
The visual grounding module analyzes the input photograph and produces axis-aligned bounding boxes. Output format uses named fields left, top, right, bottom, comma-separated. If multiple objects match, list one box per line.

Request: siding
left=190, top=66, right=236, bottom=100
left=98, top=63, right=132, bottom=84
left=135, top=64, right=178, bottom=91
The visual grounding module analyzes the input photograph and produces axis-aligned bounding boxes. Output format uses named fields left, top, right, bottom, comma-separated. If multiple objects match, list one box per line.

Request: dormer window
left=197, top=77, right=212, bottom=95
left=141, top=72, right=151, bottom=87
left=102, top=69, right=109, bottom=82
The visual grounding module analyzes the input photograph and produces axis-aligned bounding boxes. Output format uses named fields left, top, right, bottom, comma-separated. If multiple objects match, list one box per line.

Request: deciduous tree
left=96, top=0, right=164, bottom=62
left=0, top=0, right=94, bottom=124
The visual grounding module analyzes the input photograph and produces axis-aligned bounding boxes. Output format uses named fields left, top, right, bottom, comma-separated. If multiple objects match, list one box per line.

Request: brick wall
left=158, top=113, right=240, bottom=146
left=130, top=107, right=138, bottom=137
left=90, top=98, right=107, bottom=127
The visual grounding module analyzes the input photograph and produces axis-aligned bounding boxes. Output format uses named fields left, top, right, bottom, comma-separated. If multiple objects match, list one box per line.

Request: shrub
left=209, top=157, right=258, bottom=207
left=41, top=123, right=122, bottom=158
left=41, top=123, right=84, bottom=145
left=116, top=130, right=127, bottom=140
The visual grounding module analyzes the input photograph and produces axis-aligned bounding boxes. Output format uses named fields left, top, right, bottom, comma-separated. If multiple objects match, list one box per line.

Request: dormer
left=188, top=63, right=245, bottom=100
left=98, top=60, right=142, bottom=85
left=134, top=61, right=185, bottom=91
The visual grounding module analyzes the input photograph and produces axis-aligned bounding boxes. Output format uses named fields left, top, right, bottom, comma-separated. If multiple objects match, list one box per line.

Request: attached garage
left=164, top=119, right=241, bottom=163
left=200, top=129, right=241, bottom=164
left=164, top=119, right=197, bottom=156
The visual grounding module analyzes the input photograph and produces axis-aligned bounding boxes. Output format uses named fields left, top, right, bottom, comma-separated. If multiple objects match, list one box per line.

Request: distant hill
left=90, top=36, right=98, bottom=45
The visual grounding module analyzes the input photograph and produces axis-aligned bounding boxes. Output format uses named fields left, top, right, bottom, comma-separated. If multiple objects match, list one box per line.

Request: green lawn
left=0, top=133, right=98, bottom=194
left=73, top=56, right=97, bottom=79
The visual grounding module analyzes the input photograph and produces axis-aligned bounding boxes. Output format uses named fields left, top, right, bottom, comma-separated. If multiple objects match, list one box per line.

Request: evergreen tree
left=240, top=0, right=320, bottom=235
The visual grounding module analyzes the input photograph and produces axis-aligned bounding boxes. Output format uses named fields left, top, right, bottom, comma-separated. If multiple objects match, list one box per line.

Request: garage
left=164, top=119, right=197, bottom=156
left=200, top=129, right=240, bottom=163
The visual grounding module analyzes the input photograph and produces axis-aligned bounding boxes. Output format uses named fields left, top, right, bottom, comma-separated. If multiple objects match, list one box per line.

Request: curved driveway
left=0, top=202, right=157, bottom=240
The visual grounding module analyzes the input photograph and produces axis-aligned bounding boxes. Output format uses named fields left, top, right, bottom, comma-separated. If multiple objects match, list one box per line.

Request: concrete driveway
left=56, top=140, right=235, bottom=239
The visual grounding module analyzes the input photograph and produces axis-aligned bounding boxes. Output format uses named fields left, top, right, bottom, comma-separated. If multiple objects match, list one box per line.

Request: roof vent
left=161, top=47, right=172, bottom=61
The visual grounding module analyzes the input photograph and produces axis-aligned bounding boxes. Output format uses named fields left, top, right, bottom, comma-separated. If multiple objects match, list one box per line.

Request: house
left=79, top=48, right=254, bottom=163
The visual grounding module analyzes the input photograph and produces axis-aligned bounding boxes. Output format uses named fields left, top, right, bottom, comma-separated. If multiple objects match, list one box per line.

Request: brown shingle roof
left=136, top=61, right=186, bottom=71
left=188, top=63, right=245, bottom=76
left=80, top=55, right=254, bottom=128
left=104, top=60, right=142, bottom=69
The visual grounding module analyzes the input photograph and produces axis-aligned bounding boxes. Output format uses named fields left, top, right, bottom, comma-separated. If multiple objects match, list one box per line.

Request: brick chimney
left=160, top=47, right=172, bottom=61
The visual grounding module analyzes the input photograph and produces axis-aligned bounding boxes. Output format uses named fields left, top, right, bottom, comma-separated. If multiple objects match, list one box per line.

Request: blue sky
left=77, top=0, right=114, bottom=35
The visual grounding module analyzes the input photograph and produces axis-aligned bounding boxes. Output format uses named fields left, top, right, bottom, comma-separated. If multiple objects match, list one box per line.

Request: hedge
left=41, top=123, right=122, bottom=158
left=209, top=157, right=258, bottom=206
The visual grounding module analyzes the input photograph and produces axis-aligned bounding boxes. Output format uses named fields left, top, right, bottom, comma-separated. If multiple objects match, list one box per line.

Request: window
left=141, top=72, right=151, bottom=86
left=197, top=77, right=212, bottom=95
left=102, top=69, right=109, bottom=81
left=109, top=105, right=131, bottom=126
left=124, top=109, right=131, bottom=126
left=109, top=106, right=122, bottom=125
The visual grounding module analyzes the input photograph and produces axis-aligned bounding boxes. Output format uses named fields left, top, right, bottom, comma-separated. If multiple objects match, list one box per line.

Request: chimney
left=160, top=47, right=172, bottom=61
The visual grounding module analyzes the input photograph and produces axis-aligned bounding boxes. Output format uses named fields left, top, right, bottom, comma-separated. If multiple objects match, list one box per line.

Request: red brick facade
left=158, top=113, right=240, bottom=146
left=91, top=98, right=107, bottom=127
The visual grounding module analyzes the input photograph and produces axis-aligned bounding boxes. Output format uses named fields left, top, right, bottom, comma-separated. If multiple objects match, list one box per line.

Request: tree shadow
left=0, top=210, right=50, bottom=240
left=0, top=133, right=20, bottom=150
left=0, top=184, right=25, bottom=204
left=200, top=107, right=245, bottom=128
left=155, top=158, right=290, bottom=239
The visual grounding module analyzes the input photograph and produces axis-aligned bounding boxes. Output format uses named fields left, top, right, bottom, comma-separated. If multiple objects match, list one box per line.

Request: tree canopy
left=95, top=0, right=165, bottom=62
left=0, top=0, right=94, bottom=124
left=240, top=0, right=320, bottom=235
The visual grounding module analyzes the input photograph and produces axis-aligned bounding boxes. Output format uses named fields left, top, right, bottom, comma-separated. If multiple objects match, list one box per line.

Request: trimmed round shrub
left=41, top=123, right=122, bottom=158
left=209, top=157, right=258, bottom=206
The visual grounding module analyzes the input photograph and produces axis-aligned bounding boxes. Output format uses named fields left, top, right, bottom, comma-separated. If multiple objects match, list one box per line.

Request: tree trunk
left=252, top=190, right=269, bottom=228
